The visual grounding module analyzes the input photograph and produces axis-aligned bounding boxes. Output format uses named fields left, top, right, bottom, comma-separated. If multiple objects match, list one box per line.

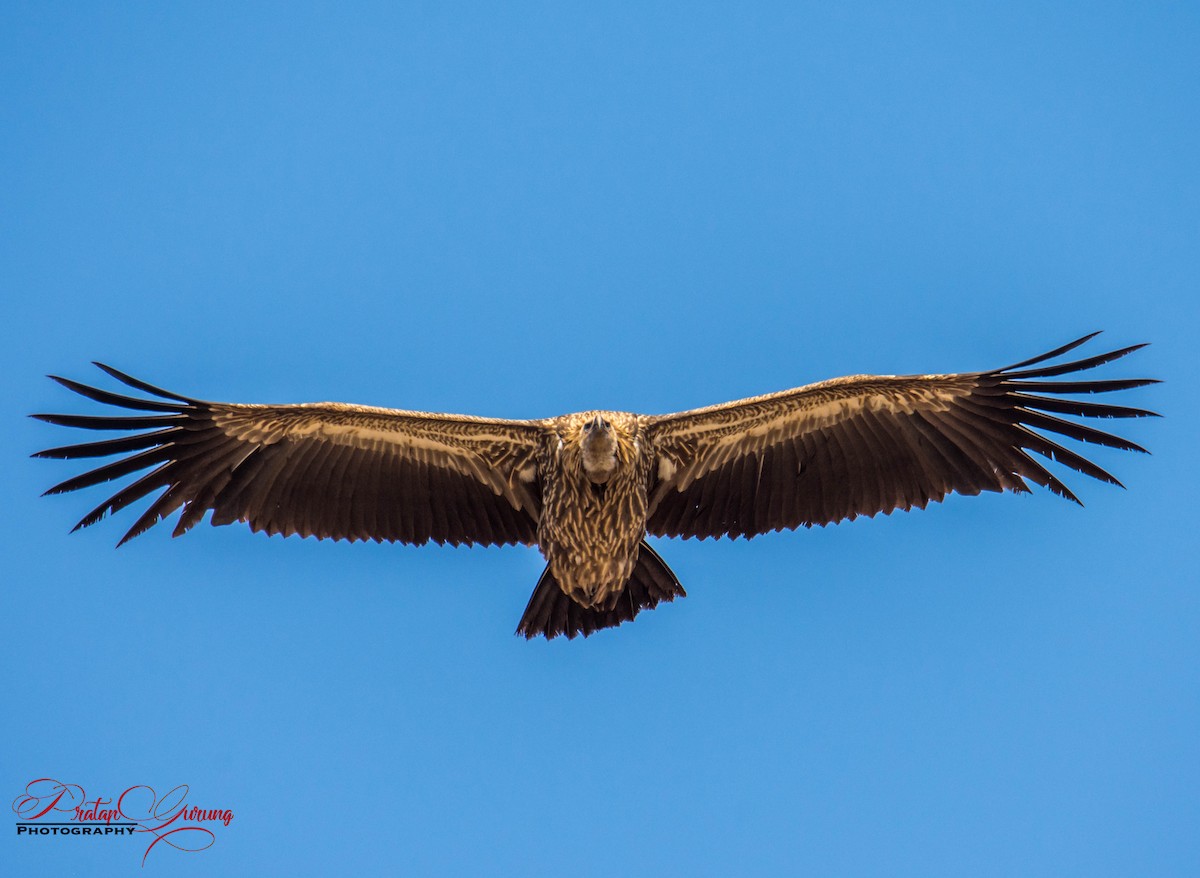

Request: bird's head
left=580, top=413, right=618, bottom=484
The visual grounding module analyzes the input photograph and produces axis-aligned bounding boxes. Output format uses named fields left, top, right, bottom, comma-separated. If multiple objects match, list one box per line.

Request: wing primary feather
left=31, top=413, right=182, bottom=431
left=47, top=376, right=182, bottom=412
left=208, top=448, right=265, bottom=526
left=1014, top=407, right=1149, bottom=453
left=996, top=377, right=1160, bottom=395
left=936, top=408, right=1031, bottom=493
left=91, top=363, right=201, bottom=403
left=953, top=394, right=1148, bottom=453
left=43, top=444, right=178, bottom=496
left=1013, top=425, right=1124, bottom=489
left=1007, top=393, right=1160, bottom=420
left=1007, top=448, right=1068, bottom=498
left=136, top=437, right=249, bottom=542
left=71, top=462, right=175, bottom=531
left=999, top=343, right=1149, bottom=379
left=995, top=332, right=1102, bottom=371
left=119, top=482, right=188, bottom=546
left=100, top=434, right=239, bottom=539
left=33, top=428, right=181, bottom=460
left=173, top=446, right=257, bottom=537
left=219, top=446, right=292, bottom=529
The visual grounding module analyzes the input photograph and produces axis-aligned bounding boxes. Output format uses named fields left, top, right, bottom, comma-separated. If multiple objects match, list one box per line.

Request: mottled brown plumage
left=33, top=333, right=1158, bottom=639
left=537, top=411, right=652, bottom=611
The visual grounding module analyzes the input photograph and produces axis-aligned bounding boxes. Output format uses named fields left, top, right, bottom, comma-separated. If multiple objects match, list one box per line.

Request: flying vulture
left=33, top=333, right=1157, bottom=639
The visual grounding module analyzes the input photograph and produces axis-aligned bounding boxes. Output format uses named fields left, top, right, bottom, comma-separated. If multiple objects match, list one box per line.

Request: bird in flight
left=34, top=333, right=1157, bottom=640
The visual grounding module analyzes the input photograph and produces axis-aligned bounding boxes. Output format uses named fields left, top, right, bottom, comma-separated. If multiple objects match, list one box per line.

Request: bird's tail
left=516, top=541, right=686, bottom=640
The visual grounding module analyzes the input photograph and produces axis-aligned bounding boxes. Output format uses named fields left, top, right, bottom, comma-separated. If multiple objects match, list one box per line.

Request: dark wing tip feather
left=35, top=368, right=203, bottom=545
left=44, top=375, right=183, bottom=413
left=987, top=334, right=1157, bottom=498
left=1003, top=377, right=1159, bottom=395
left=996, top=332, right=1102, bottom=371
left=91, top=362, right=200, bottom=404
left=1001, top=343, right=1151, bottom=380
left=71, top=498, right=116, bottom=532
left=1006, top=393, right=1161, bottom=421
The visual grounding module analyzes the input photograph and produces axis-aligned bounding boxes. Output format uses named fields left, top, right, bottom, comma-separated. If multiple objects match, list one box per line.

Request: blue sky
left=2, top=3, right=1196, bottom=875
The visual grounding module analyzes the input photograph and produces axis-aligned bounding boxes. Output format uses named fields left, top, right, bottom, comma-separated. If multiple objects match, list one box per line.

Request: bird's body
left=537, top=411, right=651, bottom=610
left=33, top=333, right=1158, bottom=639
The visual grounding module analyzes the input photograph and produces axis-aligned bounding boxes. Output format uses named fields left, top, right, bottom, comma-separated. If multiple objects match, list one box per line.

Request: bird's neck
left=581, top=434, right=618, bottom=484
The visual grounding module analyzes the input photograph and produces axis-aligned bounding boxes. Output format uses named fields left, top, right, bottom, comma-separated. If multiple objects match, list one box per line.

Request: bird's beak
left=591, top=415, right=607, bottom=433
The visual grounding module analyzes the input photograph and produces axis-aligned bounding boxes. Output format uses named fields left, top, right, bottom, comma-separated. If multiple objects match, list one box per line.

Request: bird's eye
left=601, top=419, right=610, bottom=429
left=583, top=422, right=593, bottom=432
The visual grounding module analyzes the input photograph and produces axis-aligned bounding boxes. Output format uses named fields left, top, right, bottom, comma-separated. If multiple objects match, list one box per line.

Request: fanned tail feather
left=516, top=541, right=686, bottom=640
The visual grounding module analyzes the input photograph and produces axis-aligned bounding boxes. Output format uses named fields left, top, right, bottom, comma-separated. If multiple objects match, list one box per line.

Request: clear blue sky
left=3, top=3, right=1196, bottom=875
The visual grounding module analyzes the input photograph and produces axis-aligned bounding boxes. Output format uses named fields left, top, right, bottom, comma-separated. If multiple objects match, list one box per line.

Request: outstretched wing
left=645, top=333, right=1158, bottom=540
left=34, top=364, right=546, bottom=547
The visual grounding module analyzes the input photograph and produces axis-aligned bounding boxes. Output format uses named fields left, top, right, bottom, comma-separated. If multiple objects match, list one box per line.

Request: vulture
left=33, top=333, right=1157, bottom=640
